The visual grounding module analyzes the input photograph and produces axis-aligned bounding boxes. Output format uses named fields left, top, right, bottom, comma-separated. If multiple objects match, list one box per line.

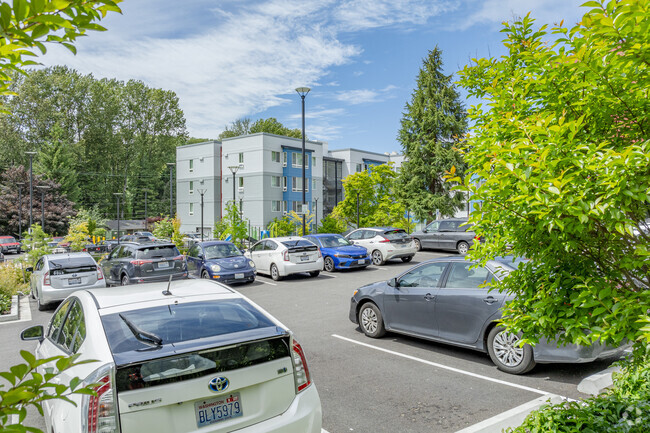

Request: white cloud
left=35, top=0, right=453, bottom=138
left=458, top=0, right=583, bottom=30
left=334, top=85, right=398, bottom=105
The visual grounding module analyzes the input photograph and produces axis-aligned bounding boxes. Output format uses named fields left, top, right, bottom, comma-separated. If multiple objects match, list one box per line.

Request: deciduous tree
left=456, top=0, right=650, bottom=351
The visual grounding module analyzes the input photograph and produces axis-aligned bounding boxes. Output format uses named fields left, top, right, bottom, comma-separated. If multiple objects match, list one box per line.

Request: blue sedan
left=186, top=241, right=256, bottom=284
left=304, top=234, right=371, bottom=272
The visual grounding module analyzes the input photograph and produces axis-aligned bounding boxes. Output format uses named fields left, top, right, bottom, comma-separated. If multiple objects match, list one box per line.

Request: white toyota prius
left=21, top=280, right=322, bottom=433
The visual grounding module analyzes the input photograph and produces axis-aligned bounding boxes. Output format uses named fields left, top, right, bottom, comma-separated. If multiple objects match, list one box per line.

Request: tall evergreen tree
left=397, top=47, right=467, bottom=221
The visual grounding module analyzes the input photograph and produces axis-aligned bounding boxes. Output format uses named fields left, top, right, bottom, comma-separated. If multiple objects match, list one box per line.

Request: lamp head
left=228, top=165, right=240, bottom=175
left=295, top=87, right=311, bottom=97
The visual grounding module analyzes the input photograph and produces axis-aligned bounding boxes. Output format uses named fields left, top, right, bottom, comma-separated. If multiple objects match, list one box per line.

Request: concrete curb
left=0, top=295, right=19, bottom=323
left=577, top=366, right=620, bottom=395
left=456, top=394, right=565, bottom=433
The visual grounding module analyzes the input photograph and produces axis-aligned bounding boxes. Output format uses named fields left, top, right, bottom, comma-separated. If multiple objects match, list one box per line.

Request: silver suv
left=411, top=218, right=479, bottom=255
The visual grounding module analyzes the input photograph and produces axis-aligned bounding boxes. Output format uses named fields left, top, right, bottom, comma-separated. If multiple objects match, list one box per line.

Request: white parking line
left=332, top=334, right=558, bottom=397
left=256, top=279, right=277, bottom=286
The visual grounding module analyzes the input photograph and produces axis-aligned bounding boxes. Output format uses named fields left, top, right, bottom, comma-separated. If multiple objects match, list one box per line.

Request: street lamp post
left=314, top=198, right=318, bottom=234
left=25, top=151, right=37, bottom=229
left=16, top=182, right=25, bottom=240
left=356, top=192, right=360, bottom=229
left=144, top=190, right=148, bottom=231
left=197, top=188, right=206, bottom=242
left=296, top=87, right=310, bottom=235
left=36, top=185, right=51, bottom=229
left=166, top=162, right=175, bottom=218
left=114, top=193, right=123, bottom=243
left=228, top=165, right=240, bottom=205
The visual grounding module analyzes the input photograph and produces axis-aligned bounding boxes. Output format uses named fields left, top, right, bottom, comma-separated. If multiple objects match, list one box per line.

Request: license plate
left=235, top=273, right=244, bottom=279
left=358, top=259, right=365, bottom=264
left=195, top=393, right=243, bottom=428
left=157, top=261, right=170, bottom=268
left=68, top=277, right=81, bottom=285
left=300, top=255, right=309, bottom=261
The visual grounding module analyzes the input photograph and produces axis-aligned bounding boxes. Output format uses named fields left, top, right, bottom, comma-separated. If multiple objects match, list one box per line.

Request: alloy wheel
left=361, top=307, right=378, bottom=334
left=493, top=330, right=524, bottom=367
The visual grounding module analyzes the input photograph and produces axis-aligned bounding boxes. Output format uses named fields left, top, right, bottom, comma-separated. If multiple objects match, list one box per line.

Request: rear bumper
left=533, top=338, right=630, bottom=363
left=233, top=384, right=322, bottom=433
left=41, top=280, right=107, bottom=304
left=280, top=259, right=324, bottom=276
left=128, top=272, right=188, bottom=284
left=211, top=269, right=256, bottom=284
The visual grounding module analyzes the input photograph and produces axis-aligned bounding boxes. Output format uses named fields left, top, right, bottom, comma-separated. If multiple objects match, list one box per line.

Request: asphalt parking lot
left=1, top=250, right=623, bottom=432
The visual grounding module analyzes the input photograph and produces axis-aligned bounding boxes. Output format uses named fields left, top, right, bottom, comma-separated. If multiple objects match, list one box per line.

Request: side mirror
left=349, top=240, right=355, bottom=245
left=21, top=325, right=44, bottom=342
left=26, top=267, right=33, bottom=273
left=387, top=277, right=399, bottom=288
left=197, top=254, right=204, bottom=260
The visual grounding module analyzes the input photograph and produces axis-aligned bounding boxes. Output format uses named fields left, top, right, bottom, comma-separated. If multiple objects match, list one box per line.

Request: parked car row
left=0, top=236, right=21, bottom=254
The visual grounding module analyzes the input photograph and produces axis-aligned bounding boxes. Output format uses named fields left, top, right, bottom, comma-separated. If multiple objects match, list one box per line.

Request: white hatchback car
left=245, top=237, right=324, bottom=281
left=27, top=252, right=106, bottom=311
left=345, top=227, right=418, bottom=265
left=20, top=280, right=322, bottom=433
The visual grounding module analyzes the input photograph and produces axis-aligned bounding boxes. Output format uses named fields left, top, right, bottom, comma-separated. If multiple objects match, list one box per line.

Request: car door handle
left=483, top=297, right=498, bottom=305
left=424, top=293, right=435, bottom=301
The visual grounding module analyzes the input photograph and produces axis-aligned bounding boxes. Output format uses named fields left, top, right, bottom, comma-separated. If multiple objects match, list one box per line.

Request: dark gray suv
left=411, top=218, right=478, bottom=254
left=100, top=241, right=188, bottom=286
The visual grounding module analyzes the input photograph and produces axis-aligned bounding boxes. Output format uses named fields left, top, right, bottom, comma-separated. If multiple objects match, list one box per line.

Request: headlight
left=248, top=260, right=255, bottom=268
left=353, top=290, right=358, bottom=296
left=210, top=264, right=221, bottom=272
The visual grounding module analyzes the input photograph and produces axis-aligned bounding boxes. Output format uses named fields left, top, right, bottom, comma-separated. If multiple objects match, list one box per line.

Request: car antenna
left=162, top=275, right=172, bottom=296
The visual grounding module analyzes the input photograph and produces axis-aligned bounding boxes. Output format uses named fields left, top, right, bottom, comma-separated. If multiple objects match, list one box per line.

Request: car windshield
left=0, top=237, right=16, bottom=244
left=136, top=245, right=179, bottom=259
left=318, top=235, right=351, bottom=248
left=204, top=244, right=242, bottom=259
left=383, top=230, right=409, bottom=240
left=101, top=299, right=276, bottom=353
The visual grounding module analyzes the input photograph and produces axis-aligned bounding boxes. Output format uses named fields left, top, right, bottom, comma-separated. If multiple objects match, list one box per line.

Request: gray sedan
left=349, top=256, right=626, bottom=374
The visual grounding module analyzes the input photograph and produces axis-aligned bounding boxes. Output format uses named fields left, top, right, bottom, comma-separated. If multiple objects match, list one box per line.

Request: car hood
left=323, top=245, right=368, bottom=255
left=355, top=280, right=388, bottom=297
left=206, top=255, right=251, bottom=271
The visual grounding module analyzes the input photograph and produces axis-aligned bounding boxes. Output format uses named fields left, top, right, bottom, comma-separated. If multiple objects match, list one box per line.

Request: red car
left=0, top=236, right=21, bottom=254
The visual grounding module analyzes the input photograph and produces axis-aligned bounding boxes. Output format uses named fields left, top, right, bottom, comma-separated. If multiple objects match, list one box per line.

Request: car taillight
left=129, top=259, right=152, bottom=266
left=43, top=271, right=51, bottom=286
left=82, top=364, right=120, bottom=433
left=317, top=248, right=322, bottom=258
left=96, top=267, right=104, bottom=281
left=379, top=238, right=390, bottom=243
left=172, top=255, right=184, bottom=261
left=283, top=250, right=290, bottom=261
left=291, top=338, right=312, bottom=393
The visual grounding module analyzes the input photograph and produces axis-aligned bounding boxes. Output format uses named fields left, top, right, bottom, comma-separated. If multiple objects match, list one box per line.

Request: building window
left=282, top=201, right=287, bottom=213
left=239, top=153, right=244, bottom=164
left=189, top=181, right=194, bottom=194
left=356, top=163, right=362, bottom=173
left=292, top=177, right=303, bottom=192
left=238, top=177, right=244, bottom=190
left=271, top=151, right=280, bottom=162
left=292, top=153, right=303, bottom=168
left=283, top=152, right=287, bottom=167
left=189, top=203, right=194, bottom=216
left=189, top=159, right=194, bottom=172
left=312, top=178, right=317, bottom=191
left=271, top=176, right=281, bottom=188
left=312, top=156, right=316, bottom=169
left=272, top=200, right=282, bottom=212
left=364, top=163, right=370, bottom=171
left=295, top=202, right=307, bottom=214
left=283, top=176, right=287, bottom=191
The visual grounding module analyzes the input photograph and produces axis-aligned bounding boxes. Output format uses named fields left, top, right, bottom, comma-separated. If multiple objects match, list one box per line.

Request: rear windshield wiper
left=119, top=314, right=162, bottom=347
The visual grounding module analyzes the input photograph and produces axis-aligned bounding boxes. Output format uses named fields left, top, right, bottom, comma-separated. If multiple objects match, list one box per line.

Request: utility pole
left=25, top=151, right=37, bottom=229
left=114, top=193, right=123, bottom=243
left=37, top=185, right=51, bottom=229
left=198, top=189, right=206, bottom=242
left=315, top=198, right=318, bottom=234
left=296, top=87, right=310, bottom=235
left=166, top=162, right=175, bottom=218
left=144, top=190, right=148, bottom=231
left=16, top=182, right=24, bottom=240
left=356, top=192, right=360, bottom=229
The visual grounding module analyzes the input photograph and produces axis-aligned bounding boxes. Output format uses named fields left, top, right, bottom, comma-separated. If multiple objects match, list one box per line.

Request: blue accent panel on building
left=282, top=147, right=313, bottom=211
left=362, top=159, right=385, bottom=174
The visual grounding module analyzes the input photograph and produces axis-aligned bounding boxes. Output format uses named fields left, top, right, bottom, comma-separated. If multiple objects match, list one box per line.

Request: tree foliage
left=456, top=0, right=650, bottom=350
left=0, top=0, right=122, bottom=112
left=0, top=166, right=75, bottom=236
left=218, top=117, right=302, bottom=140
left=0, top=67, right=188, bottom=220
left=397, top=47, right=468, bottom=220
left=220, top=202, right=248, bottom=248
left=317, top=214, right=346, bottom=234
left=332, top=164, right=413, bottom=230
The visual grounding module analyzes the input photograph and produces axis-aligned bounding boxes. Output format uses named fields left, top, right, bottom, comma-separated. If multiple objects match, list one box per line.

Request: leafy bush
left=318, top=215, right=346, bottom=234
left=0, top=292, right=11, bottom=315
left=268, top=217, right=295, bottom=237
left=509, top=354, right=650, bottom=432
left=0, top=262, right=28, bottom=297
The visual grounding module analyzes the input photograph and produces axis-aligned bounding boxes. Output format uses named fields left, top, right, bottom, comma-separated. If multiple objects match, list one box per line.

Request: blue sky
left=39, top=0, right=585, bottom=154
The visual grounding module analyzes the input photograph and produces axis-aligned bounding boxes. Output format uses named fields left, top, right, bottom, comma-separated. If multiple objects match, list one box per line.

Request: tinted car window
left=426, top=221, right=440, bottom=232
left=265, top=241, right=278, bottom=251
left=118, top=247, right=134, bottom=259
left=251, top=242, right=265, bottom=252
left=399, top=262, right=447, bottom=287
left=57, top=300, right=85, bottom=353
left=49, top=256, right=96, bottom=275
left=281, top=240, right=314, bottom=248
left=362, top=230, right=378, bottom=239
left=47, top=300, right=71, bottom=341
left=187, top=244, right=200, bottom=257
left=101, top=299, right=276, bottom=353
left=0, top=237, right=16, bottom=244
left=204, top=244, right=242, bottom=259
left=348, top=230, right=364, bottom=240
left=35, top=258, right=44, bottom=271
left=136, top=245, right=179, bottom=259
left=445, top=262, right=492, bottom=289
left=438, top=221, right=457, bottom=231
left=318, top=235, right=351, bottom=248
left=383, top=229, right=409, bottom=240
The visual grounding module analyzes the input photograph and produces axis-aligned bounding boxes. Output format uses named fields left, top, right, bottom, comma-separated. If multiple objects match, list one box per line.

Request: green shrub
left=509, top=354, right=650, bottom=432
left=0, top=262, right=28, bottom=297
left=0, top=292, right=11, bottom=315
